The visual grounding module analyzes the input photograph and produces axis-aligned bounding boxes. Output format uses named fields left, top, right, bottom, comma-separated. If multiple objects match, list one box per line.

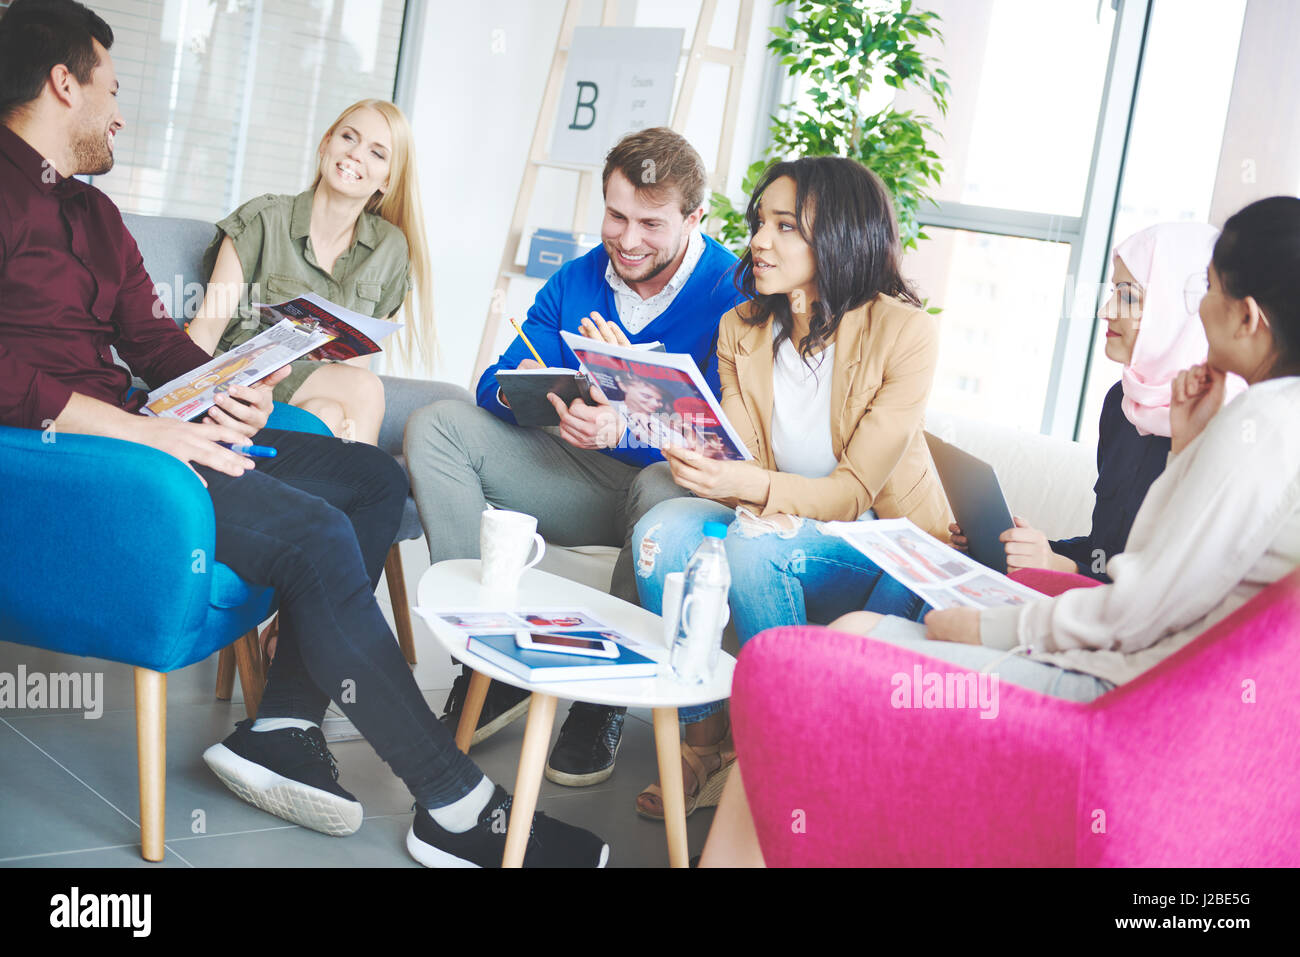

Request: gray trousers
left=404, top=400, right=690, bottom=603
left=865, top=615, right=1116, bottom=703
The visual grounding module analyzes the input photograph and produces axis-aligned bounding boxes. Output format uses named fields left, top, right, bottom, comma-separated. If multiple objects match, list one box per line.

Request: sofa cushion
left=538, top=544, right=618, bottom=592
left=122, top=212, right=215, bottom=319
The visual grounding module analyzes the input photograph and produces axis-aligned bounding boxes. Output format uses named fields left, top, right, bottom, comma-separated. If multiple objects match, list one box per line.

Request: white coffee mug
left=480, top=508, right=546, bottom=592
left=661, top=572, right=686, bottom=646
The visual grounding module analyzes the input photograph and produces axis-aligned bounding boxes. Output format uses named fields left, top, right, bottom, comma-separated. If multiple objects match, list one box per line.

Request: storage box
left=525, top=228, right=601, bottom=279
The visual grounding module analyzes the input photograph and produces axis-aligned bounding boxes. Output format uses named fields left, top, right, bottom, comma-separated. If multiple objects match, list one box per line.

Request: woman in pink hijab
left=953, top=221, right=1242, bottom=581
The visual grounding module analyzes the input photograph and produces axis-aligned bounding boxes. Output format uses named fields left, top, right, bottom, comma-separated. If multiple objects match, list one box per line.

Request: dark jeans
left=198, top=428, right=481, bottom=808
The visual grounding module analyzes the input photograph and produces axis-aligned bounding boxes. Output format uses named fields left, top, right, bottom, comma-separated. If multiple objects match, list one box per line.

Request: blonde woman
left=189, top=99, right=434, bottom=443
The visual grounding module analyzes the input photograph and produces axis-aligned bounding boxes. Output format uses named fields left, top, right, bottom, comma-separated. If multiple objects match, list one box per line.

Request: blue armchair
left=120, top=214, right=474, bottom=682
left=0, top=401, right=328, bottom=861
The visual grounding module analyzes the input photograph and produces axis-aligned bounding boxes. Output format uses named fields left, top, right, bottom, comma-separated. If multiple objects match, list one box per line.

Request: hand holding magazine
left=143, top=293, right=402, bottom=421
left=559, top=330, right=752, bottom=461
left=825, top=518, right=1045, bottom=611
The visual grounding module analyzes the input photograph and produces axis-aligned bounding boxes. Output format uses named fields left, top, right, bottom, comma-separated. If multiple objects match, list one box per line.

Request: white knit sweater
left=979, top=376, right=1300, bottom=686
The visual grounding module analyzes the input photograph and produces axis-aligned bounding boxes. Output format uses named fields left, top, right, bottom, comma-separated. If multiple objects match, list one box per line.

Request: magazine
left=559, top=331, right=752, bottom=461
left=825, top=517, right=1046, bottom=611
left=142, top=293, right=402, bottom=421
left=422, top=606, right=660, bottom=653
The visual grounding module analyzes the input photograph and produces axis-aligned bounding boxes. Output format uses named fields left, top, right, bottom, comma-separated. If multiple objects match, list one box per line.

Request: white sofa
left=539, top=409, right=1099, bottom=592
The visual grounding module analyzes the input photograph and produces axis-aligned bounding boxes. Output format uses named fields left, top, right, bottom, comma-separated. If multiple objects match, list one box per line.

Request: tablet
left=924, top=431, right=1015, bottom=575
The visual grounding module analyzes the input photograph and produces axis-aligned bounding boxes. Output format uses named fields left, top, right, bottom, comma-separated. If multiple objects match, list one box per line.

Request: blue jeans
left=632, top=498, right=931, bottom=723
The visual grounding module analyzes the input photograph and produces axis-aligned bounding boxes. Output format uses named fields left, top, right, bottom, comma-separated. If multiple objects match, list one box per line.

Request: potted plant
left=712, top=0, right=950, bottom=254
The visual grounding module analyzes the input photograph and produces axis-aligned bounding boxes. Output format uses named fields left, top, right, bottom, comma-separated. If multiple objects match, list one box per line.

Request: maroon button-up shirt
left=0, top=123, right=212, bottom=430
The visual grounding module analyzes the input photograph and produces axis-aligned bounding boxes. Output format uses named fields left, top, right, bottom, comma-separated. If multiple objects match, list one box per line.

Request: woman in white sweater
left=831, top=195, right=1300, bottom=701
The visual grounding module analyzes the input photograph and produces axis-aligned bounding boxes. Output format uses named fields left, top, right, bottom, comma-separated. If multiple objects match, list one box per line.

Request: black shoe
left=439, top=669, right=530, bottom=746
left=406, top=785, right=609, bottom=868
left=545, top=702, right=625, bottom=787
left=202, top=719, right=363, bottom=836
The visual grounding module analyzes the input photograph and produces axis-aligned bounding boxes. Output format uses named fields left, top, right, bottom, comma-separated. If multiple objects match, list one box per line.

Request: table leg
left=502, top=691, right=558, bottom=868
left=653, top=706, right=689, bottom=868
left=455, top=669, right=492, bottom=754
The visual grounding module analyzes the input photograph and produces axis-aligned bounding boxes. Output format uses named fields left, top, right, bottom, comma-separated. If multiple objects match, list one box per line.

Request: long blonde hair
left=312, top=98, right=436, bottom=371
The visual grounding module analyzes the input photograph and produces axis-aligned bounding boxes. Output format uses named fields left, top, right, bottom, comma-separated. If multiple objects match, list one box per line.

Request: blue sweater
left=476, top=234, right=744, bottom=467
left=1050, top=380, right=1171, bottom=582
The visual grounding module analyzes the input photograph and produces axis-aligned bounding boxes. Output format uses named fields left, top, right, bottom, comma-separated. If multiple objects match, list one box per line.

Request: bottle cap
left=703, top=521, right=729, bottom=539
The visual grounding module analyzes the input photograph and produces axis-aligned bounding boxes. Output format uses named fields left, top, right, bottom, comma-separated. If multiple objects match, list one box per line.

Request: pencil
left=510, top=317, right=545, bottom=366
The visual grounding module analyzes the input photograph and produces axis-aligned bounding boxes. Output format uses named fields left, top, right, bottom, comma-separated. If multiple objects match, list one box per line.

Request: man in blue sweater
left=406, top=128, right=743, bottom=786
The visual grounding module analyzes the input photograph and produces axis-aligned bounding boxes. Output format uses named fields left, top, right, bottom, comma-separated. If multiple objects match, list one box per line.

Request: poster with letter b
left=549, top=27, right=683, bottom=166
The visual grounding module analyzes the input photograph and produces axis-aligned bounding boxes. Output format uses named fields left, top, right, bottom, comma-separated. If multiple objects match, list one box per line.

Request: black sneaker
left=406, top=785, right=609, bottom=868
left=202, top=719, right=363, bottom=836
left=439, top=668, right=530, bottom=746
left=544, top=702, right=625, bottom=787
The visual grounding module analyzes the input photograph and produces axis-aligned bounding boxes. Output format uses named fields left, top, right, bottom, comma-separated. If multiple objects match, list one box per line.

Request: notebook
left=465, top=631, right=660, bottom=683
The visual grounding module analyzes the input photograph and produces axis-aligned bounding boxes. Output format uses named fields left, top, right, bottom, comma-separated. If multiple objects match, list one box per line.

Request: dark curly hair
left=736, top=156, right=921, bottom=363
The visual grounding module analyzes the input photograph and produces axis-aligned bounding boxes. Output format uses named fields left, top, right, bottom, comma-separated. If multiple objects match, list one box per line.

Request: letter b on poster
left=550, top=27, right=683, bottom=166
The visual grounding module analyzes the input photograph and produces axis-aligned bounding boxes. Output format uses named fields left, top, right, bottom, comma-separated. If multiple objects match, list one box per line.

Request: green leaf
left=747, top=0, right=948, bottom=251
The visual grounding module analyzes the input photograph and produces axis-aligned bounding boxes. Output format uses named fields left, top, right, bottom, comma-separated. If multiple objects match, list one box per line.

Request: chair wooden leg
left=134, top=667, right=166, bottom=863
left=215, top=646, right=236, bottom=700
left=232, top=628, right=266, bottom=719
left=385, top=543, right=418, bottom=666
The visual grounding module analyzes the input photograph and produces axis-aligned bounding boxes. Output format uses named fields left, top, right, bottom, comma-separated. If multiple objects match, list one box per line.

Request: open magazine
left=559, top=330, right=752, bottom=461
left=825, top=517, right=1046, bottom=610
left=142, top=293, right=402, bottom=420
left=418, top=606, right=661, bottom=654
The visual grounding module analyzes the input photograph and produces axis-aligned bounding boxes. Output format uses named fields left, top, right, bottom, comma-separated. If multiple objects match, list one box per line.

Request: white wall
left=1209, top=0, right=1300, bottom=225
left=400, top=0, right=567, bottom=387
left=399, top=0, right=777, bottom=388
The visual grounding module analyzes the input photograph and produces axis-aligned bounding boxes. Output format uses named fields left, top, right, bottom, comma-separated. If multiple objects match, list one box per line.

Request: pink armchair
left=729, top=567, right=1300, bottom=867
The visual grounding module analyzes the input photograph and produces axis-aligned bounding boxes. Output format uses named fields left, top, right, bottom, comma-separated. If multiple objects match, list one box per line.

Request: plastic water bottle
left=670, top=521, right=731, bottom=684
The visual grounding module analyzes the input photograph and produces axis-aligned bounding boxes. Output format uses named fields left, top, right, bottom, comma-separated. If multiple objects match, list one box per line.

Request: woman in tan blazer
left=629, top=156, right=953, bottom=820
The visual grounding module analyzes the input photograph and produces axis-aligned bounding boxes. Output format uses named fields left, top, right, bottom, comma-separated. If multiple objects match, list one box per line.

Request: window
left=925, top=0, right=1117, bottom=217
left=0, top=0, right=409, bottom=221
left=908, top=228, right=1073, bottom=431
left=1075, top=0, right=1246, bottom=449
left=898, top=0, right=1118, bottom=433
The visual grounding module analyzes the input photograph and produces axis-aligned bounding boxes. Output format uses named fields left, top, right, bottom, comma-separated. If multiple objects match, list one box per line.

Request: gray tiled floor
left=1, top=549, right=717, bottom=868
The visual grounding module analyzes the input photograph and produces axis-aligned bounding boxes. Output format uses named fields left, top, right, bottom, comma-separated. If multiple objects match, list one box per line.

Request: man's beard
left=605, top=235, right=682, bottom=286
left=72, top=126, right=114, bottom=176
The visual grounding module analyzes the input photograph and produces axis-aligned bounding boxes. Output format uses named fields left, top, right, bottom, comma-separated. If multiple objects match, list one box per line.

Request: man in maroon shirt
left=0, top=0, right=607, bottom=867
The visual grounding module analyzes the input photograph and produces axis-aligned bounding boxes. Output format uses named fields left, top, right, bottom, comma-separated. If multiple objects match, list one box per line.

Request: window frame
left=913, top=0, right=1153, bottom=440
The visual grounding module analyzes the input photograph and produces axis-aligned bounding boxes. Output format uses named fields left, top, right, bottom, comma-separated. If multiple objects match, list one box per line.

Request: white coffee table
left=416, top=559, right=735, bottom=868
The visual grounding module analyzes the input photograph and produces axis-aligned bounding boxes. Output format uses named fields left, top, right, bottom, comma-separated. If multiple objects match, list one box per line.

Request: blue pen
left=225, top=443, right=278, bottom=458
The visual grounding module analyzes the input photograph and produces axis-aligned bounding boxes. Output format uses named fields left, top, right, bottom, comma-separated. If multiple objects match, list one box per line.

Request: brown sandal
left=635, top=726, right=737, bottom=821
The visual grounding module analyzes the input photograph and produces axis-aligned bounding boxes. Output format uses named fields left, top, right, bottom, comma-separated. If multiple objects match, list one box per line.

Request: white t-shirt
left=771, top=333, right=838, bottom=478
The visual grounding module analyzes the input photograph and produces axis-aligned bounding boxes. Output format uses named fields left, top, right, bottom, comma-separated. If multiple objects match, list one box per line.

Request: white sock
left=427, top=775, right=495, bottom=833
left=251, top=717, right=318, bottom=733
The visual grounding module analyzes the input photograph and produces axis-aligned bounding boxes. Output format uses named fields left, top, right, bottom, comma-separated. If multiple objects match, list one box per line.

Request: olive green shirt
left=202, top=189, right=410, bottom=402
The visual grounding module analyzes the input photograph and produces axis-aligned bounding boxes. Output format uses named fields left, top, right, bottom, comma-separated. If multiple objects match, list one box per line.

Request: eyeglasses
left=1183, top=271, right=1271, bottom=328
left=1184, top=272, right=1208, bottom=314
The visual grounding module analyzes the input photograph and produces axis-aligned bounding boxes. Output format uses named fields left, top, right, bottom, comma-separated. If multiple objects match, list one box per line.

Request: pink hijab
left=1114, top=223, right=1245, bottom=437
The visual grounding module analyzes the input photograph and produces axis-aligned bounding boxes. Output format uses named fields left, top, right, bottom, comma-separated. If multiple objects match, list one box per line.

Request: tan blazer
left=717, top=294, right=954, bottom=542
